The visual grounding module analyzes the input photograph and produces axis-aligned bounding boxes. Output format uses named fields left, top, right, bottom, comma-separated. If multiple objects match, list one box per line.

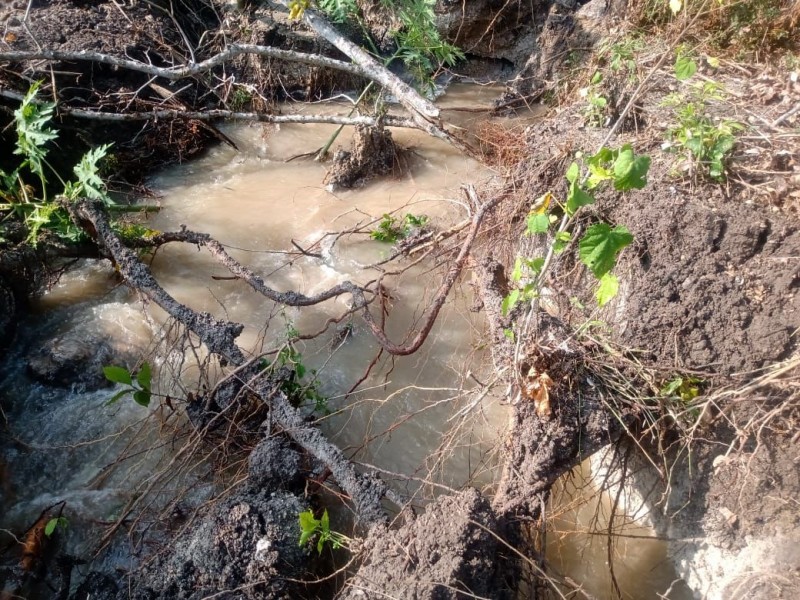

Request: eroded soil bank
left=1, top=1, right=799, bottom=599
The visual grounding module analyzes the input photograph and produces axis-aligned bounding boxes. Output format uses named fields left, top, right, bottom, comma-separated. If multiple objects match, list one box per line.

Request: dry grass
left=474, top=120, right=530, bottom=172
left=629, top=0, right=800, bottom=60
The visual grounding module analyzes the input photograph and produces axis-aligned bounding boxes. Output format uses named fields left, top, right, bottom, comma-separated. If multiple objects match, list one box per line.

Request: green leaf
left=553, top=231, right=571, bottom=254
left=105, top=389, right=132, bottom=406
left=299, top=530, right=313, bottom=547
left=586, top=147, right=616, bottom=188
left=566, top=181, right=595, bottom=216
left=527, top=257, right=545, bottom=274
left=579, top=223, right=633, bottom=278
left=510, top=257, right=523, bottom=282
left=596, top=272, right=620, bottom=307
left=136, top=362, right=152, bottom=392
left=103, top=365, right=132, bottom=386
left=526, top=213, right=550, bottom=234
left=317, top=537, right=325, bottom=554
left=501, top=289, right=520, bottom=316
left=502, top=328, right=515, bottom=342
left=299, top=510, right=319, bottom=533
left=133, top=390, right=151, bottom=408
left=45, top=518, right=58, bottom=537
left=612, top=145, right=651, bottom=191
left=590, top=71, right=603, bottom=85
left=674, top=56, right=697, bottom=81
left=565, top=162, right=580, bottom=184
left=321, top=509, right=330, bottom=535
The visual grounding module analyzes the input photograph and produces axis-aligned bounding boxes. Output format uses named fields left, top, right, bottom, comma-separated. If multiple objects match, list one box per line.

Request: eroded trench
left=1, top=86, right=689, bottom=599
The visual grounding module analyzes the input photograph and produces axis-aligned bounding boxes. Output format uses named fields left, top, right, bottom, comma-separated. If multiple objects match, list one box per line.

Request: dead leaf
left=522, top=371, right=553, bottom=418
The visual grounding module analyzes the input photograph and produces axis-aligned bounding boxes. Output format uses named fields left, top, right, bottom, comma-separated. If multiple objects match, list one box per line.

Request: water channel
left=0, top=85, right=689, bottom=598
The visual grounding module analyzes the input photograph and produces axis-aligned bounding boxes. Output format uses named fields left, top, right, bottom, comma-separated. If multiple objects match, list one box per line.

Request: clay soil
left=494, top=41, right=800, bottom=597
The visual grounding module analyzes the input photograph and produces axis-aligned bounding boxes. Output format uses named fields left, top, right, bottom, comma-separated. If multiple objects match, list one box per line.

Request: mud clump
left=326, top=125, right=398, bottom=189
left=342, top=489, right=499, bottom=599
left=130, top=489, right=307, bottom=599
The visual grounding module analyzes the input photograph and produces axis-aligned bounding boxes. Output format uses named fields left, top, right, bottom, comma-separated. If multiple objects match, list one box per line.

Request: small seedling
left=663, top=79, right=743, bottom=181
left=580, top=71, right=608, bottom=127
left=298, top=509, right=350, bottom=554
left=370, top=213, right=429, bottom=243
left=44, top=517, right=68, bottom=537
left=103, top=363, right=152, bottom=407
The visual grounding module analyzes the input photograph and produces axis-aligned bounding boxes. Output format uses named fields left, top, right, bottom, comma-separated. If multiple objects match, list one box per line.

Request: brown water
left=0, top=85, right=689, bottom=597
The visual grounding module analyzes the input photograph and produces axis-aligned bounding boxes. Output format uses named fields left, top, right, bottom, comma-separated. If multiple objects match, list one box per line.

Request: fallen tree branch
left=0, top=43, right=366, bottom=81
left=127, top=191, right=493, bottom=356
left=286, top=4, right=439, bottom=122
left=66, top=199, right=389, bottom=524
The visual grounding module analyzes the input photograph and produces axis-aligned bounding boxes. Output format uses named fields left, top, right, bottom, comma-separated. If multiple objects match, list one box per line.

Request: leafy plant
left=663, top=80, right=743, bottom=180
left=298, top=509, right=350, bottom=554
left=0, top=82, right=119, bottom=246
left=580, top=71, right=608, bottom=127
left=316, top=0, right=358, bottom=23
left=44, top=517, right=68, bottom=537
left=391, top=0, right=464, bottom=89
left=660, top=375, right=703, bottom=404
left=258, top=324, right=328, bottom=414
left=370, top=212, right=428, bottom=243
left=13, top=81, right=58, bottom=201
left=103, top=363, right=153, bottom=408
left=502, top=144, right=650, bottom=315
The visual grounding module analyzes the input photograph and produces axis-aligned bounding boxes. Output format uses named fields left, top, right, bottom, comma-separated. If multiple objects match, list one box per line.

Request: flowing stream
left=0, top=86, right=688, bottom=598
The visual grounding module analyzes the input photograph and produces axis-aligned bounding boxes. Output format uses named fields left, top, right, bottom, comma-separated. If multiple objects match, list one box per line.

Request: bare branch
left=0, top=43, right=366, bottom=81
left=285, top=3, right=440, bottom=122
left=66, top=199, right=390, bottom=524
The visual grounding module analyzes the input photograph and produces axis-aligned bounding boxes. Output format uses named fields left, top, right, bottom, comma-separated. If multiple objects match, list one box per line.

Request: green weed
left=502, top=144, right=650, bottom=315
left=370, top=212, right=428, bottom=243
left=0, top=82, right=117, bottom=246
left=298, top=509, right=350, bottom=554
left=663, top=78, right=743, bottom=181
left=104, top=363, right=153, bottom=408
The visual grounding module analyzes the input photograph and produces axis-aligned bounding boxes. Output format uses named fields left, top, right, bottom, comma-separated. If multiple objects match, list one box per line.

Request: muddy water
left=0, top=86, right=686, bottom=597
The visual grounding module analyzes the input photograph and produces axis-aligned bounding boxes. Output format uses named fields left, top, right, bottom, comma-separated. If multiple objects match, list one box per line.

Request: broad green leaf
left=501, top=289, right=520, bottom=316
left=299, top=510, right=319, bottom=533
left=612, top=145, right=651, bottom=190
left=566, top=181, right=595, bottom=216
left=105, top=389, right=132, bottom=406
left=579, top=223, right=634, bottom=278
left=527, top=213, right=550, bottom=234
left=136, top=361, right=152, bottom=392
left=674, top=56, right=697, bottom=81
left=590, top=71, right=603, bottom=85
left=586, top=147, right=616, bottom=188
left=565, top=162, right=580, bottom=184
left=669, top=0, right=683, bottom=14
left=503, top=328, right=515, bottom=342
left=133, top=390, right=151, bottom=408
left=317, top=537, right=324, bottom=554
left=45, top=518, right=58, bottom=537
left=596, top=272, right=620, bottom=307
left=527, top=257, right=545, bottom=274
left=299, top=530, right=313, bottom=547
left=103, top=365, right=132, bottom=385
